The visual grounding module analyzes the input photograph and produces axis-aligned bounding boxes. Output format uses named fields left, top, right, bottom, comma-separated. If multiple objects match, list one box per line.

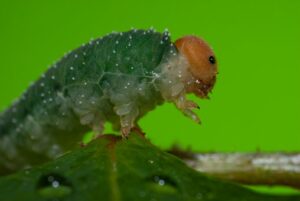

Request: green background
left=0, top=0, right=299, bottom=154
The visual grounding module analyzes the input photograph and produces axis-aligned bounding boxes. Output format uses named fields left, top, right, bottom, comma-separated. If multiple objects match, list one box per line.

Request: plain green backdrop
left=0, top=0, right=299, bottom=153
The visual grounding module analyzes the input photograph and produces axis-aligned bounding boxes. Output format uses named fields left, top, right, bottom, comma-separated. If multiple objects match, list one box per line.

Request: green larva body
left=0, top=29, right=180, bottom=173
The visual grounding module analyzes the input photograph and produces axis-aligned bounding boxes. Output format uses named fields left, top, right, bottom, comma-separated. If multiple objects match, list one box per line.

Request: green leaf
left=0, top=133, right=299, bottom=201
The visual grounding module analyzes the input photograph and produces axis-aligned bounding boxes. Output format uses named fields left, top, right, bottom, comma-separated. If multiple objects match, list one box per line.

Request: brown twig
left=169, top=148, right=300, bottom=190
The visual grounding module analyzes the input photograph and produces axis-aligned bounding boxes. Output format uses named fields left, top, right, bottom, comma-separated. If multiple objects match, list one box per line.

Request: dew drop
left=147, top=175, right=178, bottom=194
left=154, top=176, right=165, bottom=186
left=37, top=173, right=72, bottom=199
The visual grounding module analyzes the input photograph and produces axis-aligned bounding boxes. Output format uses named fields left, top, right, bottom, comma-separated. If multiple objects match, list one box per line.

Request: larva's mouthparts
left=175, top=35, right=218, bottom=98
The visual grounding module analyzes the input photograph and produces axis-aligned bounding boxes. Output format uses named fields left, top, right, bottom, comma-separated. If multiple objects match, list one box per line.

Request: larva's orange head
left=175, top=36, right=218, bottom=98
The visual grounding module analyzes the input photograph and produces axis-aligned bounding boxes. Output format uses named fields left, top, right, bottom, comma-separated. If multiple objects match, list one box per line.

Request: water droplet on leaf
left=148, top=160, right=154, bottom=164
left=37, top=173, right=72, bottom=199
left=147, top=175, right=178, bottom=194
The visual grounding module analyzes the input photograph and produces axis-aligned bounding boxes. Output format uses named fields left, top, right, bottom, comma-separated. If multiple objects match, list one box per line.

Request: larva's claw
left=174, top=96, right=202, bottom=123
left=121, top=126, right=131, bottom=139
left=175, top=97, right=199, bottom=110
left=185, top=100, right=200, bottom=110
left=183, top=109, right=201, bottom=124
left=116, top=104, right=139, bottom=139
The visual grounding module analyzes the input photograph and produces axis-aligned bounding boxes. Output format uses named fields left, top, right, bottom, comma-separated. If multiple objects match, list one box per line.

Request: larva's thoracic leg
left=114, top=104, right=139, bottom=138
left=92, top=120, right=105, bottom=138
left=182, top=109, right=201, bottom=124
left=174, top=95, right=200, bottom=110
left=120, top=115, right=134, bottom=139
left=174, top=95, right=201, bottom=124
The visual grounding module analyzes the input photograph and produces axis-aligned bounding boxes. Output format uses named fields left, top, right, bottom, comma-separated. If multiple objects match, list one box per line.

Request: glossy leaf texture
left=0, top=133, right=299, bottom=201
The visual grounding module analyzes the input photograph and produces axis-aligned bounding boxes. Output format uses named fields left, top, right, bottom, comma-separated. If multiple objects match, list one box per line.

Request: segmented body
left=0, top=28, right=218, bottom=175
left=0, top=29, right=181, bottom=173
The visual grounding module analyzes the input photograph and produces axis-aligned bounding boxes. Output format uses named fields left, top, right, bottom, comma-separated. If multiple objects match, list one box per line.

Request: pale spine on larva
left=0, top=29, right=189, bottom=174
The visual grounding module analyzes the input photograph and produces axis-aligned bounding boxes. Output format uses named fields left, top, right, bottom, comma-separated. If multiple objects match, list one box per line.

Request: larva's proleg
left=0, top=29, right=217, bottom=174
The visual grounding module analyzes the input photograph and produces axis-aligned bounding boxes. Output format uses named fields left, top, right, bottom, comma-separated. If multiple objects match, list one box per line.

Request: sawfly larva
left=0, top=29, right=217, bottom=174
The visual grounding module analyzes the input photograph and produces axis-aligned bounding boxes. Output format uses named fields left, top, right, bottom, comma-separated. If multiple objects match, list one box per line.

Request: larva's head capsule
left=175, top=36, right=218, bottom=98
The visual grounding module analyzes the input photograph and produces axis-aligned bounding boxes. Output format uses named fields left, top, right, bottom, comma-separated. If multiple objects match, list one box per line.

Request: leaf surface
left=0, top=133, right=299, bottom=201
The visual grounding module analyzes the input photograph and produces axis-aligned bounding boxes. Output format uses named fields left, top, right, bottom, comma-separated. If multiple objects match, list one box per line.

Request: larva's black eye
left=209, top=56, right=216, bottom=64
